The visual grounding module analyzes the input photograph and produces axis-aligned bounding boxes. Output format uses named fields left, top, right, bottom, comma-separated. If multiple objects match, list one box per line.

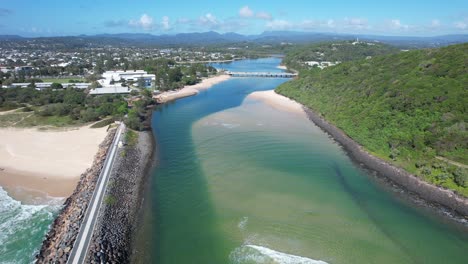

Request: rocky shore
left=301, top=106, right=468, bottom=216
left=85, top=130, right=154, bottom=263
left=36, top=128, right=117, bottom=264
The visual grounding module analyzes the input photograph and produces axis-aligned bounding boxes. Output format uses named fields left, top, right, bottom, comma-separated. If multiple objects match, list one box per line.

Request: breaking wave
left=230, top=244, right=328, bottom=264
left=0, top=187, right=61, bottom=263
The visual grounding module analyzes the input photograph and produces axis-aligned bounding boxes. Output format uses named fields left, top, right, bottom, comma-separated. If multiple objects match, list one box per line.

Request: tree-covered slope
left=277, top=43, right=468, bottom=195
left=282, top=41, right=400, bottom=70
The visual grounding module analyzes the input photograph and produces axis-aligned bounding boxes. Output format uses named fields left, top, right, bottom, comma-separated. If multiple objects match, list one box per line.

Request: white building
left=89, top=87, right=131, bottom=95
left=305, top=61, right=320, bottom=67
left=304, top=61, right=341, bottom=69
left=100, top=70, right=155, bottom=88
left=0, top=67, right=12, bottom=73
left=7, top=82, right=91, bottom=90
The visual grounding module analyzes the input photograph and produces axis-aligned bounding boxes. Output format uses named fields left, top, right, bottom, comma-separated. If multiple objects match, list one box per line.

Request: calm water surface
left=135, top=58, right=468, bottom=264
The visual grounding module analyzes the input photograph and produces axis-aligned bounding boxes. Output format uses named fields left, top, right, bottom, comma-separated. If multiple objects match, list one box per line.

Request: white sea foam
left=238, top=216, right=248, bottom=230
left=230, top=244, right=328, bottom=264
left=0, top=187, right=60, bottom=262
left=222, top=123, right=240, bottom=129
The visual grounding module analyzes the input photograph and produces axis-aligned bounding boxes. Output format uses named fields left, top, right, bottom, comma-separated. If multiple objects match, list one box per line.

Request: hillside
left=1, top=32, right=467, bottom=49
left=277, top=43, right=468, bottom=196
left=282, top=41, right=400, bottom=70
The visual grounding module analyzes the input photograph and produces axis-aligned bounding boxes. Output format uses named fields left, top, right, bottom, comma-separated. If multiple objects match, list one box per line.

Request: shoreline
left=247, top=90, right=307, bottom=118
left=154, top=74, right=231, bottom=104
left=87, top=130, right=154, bottom=263
left=176, top=58, right=238, bottom=64
left=259, top=89, right=468, bottom=217
left=36, top=128, right=117, bottom=263
left=0, top=125, right=108, bottom=202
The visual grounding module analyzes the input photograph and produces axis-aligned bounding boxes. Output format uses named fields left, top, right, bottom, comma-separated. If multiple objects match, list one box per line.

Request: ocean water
left=0, top=187, right=61, bottom=263
left=134, top=58, right=468, bottom=264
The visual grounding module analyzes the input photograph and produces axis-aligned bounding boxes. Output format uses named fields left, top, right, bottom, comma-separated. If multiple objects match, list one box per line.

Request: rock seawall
left=36, top=128, right=117, bottom=263
left=86, top=130, right=154, bottom=263
left=301, top=106, right=468, bottom=216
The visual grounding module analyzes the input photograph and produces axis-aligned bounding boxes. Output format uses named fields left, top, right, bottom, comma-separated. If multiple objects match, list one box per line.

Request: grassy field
left=0, top=111, right=85, bottom=128
left=41, top=78, right=85, bottom=83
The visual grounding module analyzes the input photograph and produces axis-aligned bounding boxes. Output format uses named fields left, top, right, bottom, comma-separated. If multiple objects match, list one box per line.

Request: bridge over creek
left=225, top=71, right=297, bottom=78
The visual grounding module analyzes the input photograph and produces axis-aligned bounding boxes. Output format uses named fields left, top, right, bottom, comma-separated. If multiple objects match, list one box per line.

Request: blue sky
left=0, top=0, right=467, bottom=37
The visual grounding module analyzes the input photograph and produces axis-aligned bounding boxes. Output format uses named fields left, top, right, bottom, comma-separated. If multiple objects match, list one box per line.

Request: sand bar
left=246, top=90, right=307, bottom=118
left=0, top=125, right=108, bottom=200
left=154, top=74, right=231, bottom=103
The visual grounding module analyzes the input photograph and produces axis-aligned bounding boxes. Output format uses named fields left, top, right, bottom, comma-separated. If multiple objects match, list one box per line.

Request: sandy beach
left=0, top=125, right=108, bottom=200
left=246, top=90, right=307, bottom=118
left=154, top=74, right=231, bottom=103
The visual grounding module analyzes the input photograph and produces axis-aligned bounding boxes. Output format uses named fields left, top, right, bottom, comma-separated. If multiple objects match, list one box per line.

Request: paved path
left=436, top=156, right=468, bottom=169
left=67, top=123, right=125, bottom=264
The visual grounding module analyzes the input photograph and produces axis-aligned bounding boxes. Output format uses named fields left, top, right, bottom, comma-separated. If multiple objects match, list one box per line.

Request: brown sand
left=0, top=125, right=108, bottom=200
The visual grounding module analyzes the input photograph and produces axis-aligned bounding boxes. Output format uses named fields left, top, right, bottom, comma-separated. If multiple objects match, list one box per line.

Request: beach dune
left=0, top=125, right=108, bottom=200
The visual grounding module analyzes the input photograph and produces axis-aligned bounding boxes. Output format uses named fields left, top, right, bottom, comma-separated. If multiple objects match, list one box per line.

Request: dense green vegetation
left=0, top=87, right=154, bottom=130
left=277, top=43, right=468, bottom=195
left=0, top=88, right=128, bottom=127
left=282, top=41, right=400, bottom=70
left=0, top=87, right=127, bottom=125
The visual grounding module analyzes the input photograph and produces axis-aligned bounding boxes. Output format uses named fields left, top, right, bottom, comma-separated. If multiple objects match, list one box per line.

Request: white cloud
left=239, top=6, right=254, bottom=18
left=454, top=21, right=467, bottom=30
left=266, top=19, right=293, bottom=30
left=389, top=19, right=409, bottom=30
left=256, top=11, right=272, bottom=20
left=239, top=6, right=272, bottom=20
left=344, top=17, right=369, bottom=29
left=129, top=14, right=155, bottom=30
left=198, top=13, right=220, bottom=29
left=327, top=19, right=336, bottom=28
left=430, top=19, right=441, bottom=29
left=162, top=16, right=170, bottom=30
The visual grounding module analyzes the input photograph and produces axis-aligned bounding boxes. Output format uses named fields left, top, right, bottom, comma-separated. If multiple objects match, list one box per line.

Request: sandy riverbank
left=154, top=74, right=231, bottom=103
left=0, top=125, right=108, bottom=200
left=247, top=90, right=307, bottom=118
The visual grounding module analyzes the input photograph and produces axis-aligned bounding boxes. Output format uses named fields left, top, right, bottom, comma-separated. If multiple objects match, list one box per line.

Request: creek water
left=134, top=58, right=468, bottom=264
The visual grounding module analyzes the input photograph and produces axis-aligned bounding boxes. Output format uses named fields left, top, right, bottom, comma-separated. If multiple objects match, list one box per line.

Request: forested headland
left=277, top=43, right=468, bottom=196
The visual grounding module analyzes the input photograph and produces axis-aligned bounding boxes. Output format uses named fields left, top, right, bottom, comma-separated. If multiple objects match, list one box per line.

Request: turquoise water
left=135, top=58, right=468, bottom=264
left=0, top=187, right=60, bottom=263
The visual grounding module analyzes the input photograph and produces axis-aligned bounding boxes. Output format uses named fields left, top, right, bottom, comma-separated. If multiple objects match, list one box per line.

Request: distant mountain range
left=1, top=31, right=467, bottom=48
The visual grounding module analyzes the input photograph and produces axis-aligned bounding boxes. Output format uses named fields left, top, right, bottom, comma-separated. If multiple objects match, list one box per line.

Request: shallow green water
left=135, top=58, right=468, bottom=264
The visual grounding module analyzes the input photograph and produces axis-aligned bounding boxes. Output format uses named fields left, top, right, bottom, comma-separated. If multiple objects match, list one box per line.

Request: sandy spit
left=154, top=74, right=231, bottom=103
left=246, top=90, right=307, bottom=118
